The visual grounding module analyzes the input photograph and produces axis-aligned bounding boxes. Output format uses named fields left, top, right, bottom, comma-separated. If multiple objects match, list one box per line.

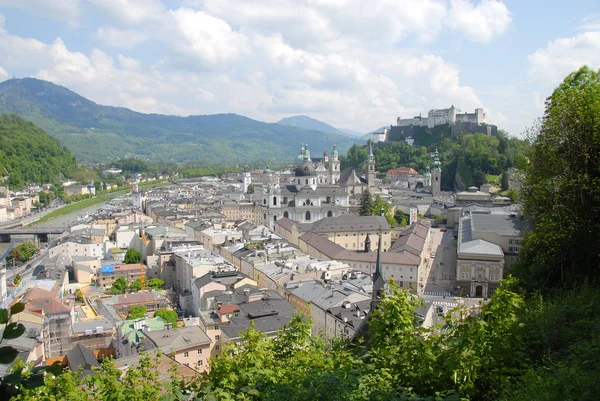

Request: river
left=0, top=200, right=109, bottom=257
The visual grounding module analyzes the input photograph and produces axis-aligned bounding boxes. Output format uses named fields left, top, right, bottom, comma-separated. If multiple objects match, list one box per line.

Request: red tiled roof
left=218, top=304, right=240, bottom=314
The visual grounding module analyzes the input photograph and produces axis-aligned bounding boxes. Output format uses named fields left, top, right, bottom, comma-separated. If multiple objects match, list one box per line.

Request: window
left=490, top=274, right=499, bottom=281
left=305, top=211, right=311, bottom=221
left=263, top=199, right=266, bottom=205
left=327, top=211, right=333, bottom=217
left=273, top=215, right=277, bottom=222
left=215, top=335, right=220, bottom=341
left=214, top=325, right=219, bottom=330
left=197, top=348, right=203, bottom=355
left=215, top=345, right=220, bottom=351
left=184, top=352, right=189, bottom=358
left=283, top=211, right=289, bottom=218
left=197, top=360, right=203, bottom=366
left=460, top=272, right=470, bottom=280
left=273, top=196, right=277, bottom=205
left=305, top=179, right=309, bottom=185
left=225, top=314, right=230, bottom=319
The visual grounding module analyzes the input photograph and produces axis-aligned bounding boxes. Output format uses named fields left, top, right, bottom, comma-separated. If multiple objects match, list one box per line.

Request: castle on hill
left=396, top=105, right=486, bottom=128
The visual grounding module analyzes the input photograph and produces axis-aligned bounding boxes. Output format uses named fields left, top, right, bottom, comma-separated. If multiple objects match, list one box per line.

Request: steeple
left=431, top=148, right=442, bottom=196
left=364, top=233, right=371, bottom=252
left=366, top=140, right=376, bottom=189
left=371, top=208, right=386, bottom=313
left=432, top=148, right=441, bottom=172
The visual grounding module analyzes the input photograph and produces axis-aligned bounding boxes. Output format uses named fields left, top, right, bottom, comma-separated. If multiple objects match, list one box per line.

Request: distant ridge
left=278, top=115, right=365, bottom=138
left=0, top=78, right=359, bottom=163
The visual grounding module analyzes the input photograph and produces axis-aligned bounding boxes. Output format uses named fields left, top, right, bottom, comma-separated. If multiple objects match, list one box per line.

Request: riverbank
left=29, top=180, right=171, bottom=226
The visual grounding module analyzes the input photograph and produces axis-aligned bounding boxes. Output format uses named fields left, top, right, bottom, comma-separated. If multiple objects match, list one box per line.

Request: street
left=419, top=228, right=457, bottom=295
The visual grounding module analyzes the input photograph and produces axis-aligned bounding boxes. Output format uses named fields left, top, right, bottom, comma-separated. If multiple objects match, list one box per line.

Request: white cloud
left=93, top=26, right=147, bottom=49
left=87, top=0, right=164, bottom=25
left=532, top=92, right=543, bottom=109
left=0, top=66, right=8, bottom=80
left=0, top=0, right=80, bottom=22
left=529, top=32, right=600, bottom=85
left=118, top=54, right=140, bottom=70
left=580, top=13, right=600, bottom=31
left=446, top=0, right=511, bottom=43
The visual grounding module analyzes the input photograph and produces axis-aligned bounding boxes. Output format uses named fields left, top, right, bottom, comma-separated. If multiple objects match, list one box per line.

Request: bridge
left=0, top=227, right=66, bottom=243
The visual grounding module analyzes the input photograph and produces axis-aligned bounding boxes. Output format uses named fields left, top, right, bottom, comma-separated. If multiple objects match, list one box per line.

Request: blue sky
left=0, top=0, right=599, bottom=136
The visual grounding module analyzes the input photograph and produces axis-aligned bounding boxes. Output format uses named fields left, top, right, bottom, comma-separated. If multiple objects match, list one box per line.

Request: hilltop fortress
left=396, top=105, right=486, bottom=128
left=374, top=105, right=497, bottom=144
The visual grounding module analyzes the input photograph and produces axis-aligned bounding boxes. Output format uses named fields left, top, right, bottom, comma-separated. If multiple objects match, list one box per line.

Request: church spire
left=371, top=208, right=385, bottom=312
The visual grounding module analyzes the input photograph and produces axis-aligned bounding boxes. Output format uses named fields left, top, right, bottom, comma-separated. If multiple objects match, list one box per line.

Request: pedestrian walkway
left=424, top=291, right=451, bottom=297
left=432, top=300, right=459, bottom=308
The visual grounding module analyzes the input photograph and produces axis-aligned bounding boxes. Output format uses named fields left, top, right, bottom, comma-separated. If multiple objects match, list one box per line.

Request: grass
left=486, top=174, right=501, bottom=185
left=30, top=180, right=172, bottom=226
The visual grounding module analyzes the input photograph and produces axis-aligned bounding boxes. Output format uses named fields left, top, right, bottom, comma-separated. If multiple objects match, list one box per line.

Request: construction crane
left=140, top=263, right=146, bottom=290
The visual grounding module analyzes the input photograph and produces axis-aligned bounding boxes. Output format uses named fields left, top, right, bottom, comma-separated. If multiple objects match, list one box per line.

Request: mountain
left=278, top=115, right=366, bottom=138
left=0, top=78, right=358, bottom=163
left=0, top=114, right=79, bottom=189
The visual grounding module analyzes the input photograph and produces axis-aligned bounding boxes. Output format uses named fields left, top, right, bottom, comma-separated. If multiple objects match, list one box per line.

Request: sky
left=0, top=0, right=599, bottom=137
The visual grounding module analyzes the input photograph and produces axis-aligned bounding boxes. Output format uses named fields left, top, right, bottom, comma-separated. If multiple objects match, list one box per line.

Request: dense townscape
left=0, top=1, right=599, bottom=400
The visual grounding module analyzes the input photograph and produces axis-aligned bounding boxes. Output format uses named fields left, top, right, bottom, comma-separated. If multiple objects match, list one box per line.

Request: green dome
left=332, top=144, right=339, bottom=157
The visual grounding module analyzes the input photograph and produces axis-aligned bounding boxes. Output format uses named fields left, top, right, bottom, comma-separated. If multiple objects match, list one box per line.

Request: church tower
left=431, top=148, right=442, bottom=196
left=329, top=144, right=340, bottom=184
left=366, top=141, right=376, bottom=189
left=243, top=170, right=251, bottom=193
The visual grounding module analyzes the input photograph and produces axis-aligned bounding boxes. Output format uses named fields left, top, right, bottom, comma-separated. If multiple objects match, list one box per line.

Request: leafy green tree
left=109, top=277, right=128, bottom=295
left=518, top=65, right=600, bottom=290
left=246, top=183, right=255, bottom=194
left=154, top=309, right=178, bottom=326
left=394, top=210, right=408, bottom=227
left=124, top=248, right=142, bottom=264
left=342, top=144, right=368, bottom=170
left=74, top=289, right=83, bottom=302
left=127, top=305, right=147, bottom=320
left=501, top=171, right=509, bottom=190
left=147, top=278, right=164, bottom=289
left=359, top=188, right=374, bottom=216
left=12, top=274, right=22, bottom=286
left=372, top=195, right=396, bottom=227
left=129, top=279, right=142, bottom=292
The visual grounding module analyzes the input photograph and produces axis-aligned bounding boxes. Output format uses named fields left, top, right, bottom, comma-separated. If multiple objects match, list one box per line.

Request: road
left=418, top=228, right=457, bottom=295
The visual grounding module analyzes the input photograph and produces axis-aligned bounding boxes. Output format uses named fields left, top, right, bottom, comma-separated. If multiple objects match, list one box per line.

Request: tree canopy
left=124, top=249, right=142, bottom=264
left=154, top=309, right=178, bottom=326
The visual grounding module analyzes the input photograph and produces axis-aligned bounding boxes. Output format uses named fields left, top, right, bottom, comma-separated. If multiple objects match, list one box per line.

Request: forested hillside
left=0, top=114, right=79, bottom=189
left=0, top=78, right=358, bottom=163
left=343, top=125, right=529, bottom=190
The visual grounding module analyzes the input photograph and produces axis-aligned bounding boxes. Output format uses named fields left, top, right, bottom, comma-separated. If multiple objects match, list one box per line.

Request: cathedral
left=255, top=143, right=378, bottom=229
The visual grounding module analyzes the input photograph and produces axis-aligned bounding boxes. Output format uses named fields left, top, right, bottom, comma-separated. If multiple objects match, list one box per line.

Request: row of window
left=459, top=272, right=500, bottom=281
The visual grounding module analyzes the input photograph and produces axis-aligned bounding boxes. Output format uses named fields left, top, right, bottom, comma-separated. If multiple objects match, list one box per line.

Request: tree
left=109, top=277, right=128, bottom=295
left=394, top=210, right=408, bottom=227
left=126, top=305, right=147, bottom=320
left=74, top=289, right=83, bottom=302
left=129, top=279, right=141, bottom=292
left=473, top=170, right=487, bottom=188
left=359, top=189, right=374, bottom=216
left=372, top=195, right=396, bottom=227
left=124, top=248, right=142, bottom=264
left=12, top=274, right=22, bottom=286
left=147, top=278, right=164, bottom=289
left=246, top=183, right=255, bottom=194
left=518, top=66, right=600, bottom=290
left=154, top=309, right=178, bottom=326
left=501, top=171, right=509, bottom=190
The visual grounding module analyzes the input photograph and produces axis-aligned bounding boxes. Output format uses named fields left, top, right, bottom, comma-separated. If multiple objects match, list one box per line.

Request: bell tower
left=329, top=144, right=340, bottom=184
left=431, top=148, right=442, bottom=196
left=367, top=141, right=376, bottom=189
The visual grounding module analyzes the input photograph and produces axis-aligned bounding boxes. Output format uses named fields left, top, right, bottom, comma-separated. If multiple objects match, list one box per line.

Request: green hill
left=0, top=114, right=79, bottom=189
left=0, top=78, right=358, bottom=163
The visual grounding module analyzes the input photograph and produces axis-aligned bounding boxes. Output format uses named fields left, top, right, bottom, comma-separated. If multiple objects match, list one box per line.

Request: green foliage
left=358, top=189, right=374, bottom=216
left=74, top=289, right=83, bottom=302
left=372, top=195, right=396, bottom=227
left=246, top=183, right=255, bottom=194
left=154, top=309, right=178, bottom=326
left=12, top=274, right=22, bottom=286
left=124, top=248, right=142, bottom=264
left=110, top=277, right=128, bottom=295
left=394, top=210, right=408, bottom=227
left=127, top=305, right=147, bottom=320
left=518, top=66, right=600, bottom=290
left=7, top=241, right=38, bottom=265
left=129, top=279, right=142, bottom=292
left=148, top=278, right=165, bottom=289
left=0, top=114, right=80, bottom=189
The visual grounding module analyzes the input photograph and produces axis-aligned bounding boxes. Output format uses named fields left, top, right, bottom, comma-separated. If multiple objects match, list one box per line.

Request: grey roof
left=220, top=299, right=297, bottom=340
left=144, top=326, right=212, bottom=353
left=458, top=239, right=504, bottom=257
left=471, top=213, right=522, bottom=237
left=302, top=215, right=390, bottom=233
left=67, top=344, right=99, bottom=377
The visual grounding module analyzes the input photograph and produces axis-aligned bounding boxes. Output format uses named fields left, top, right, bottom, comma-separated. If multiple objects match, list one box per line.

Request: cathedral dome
left=295, top=162, right=316, bottom=177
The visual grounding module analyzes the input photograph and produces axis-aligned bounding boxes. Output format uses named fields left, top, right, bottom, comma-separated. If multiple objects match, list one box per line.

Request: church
left=254, top=143, right=376, bottom=229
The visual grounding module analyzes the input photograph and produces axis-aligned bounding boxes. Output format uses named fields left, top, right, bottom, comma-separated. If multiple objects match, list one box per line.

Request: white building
left=397, top=106, right=486, bottom=129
